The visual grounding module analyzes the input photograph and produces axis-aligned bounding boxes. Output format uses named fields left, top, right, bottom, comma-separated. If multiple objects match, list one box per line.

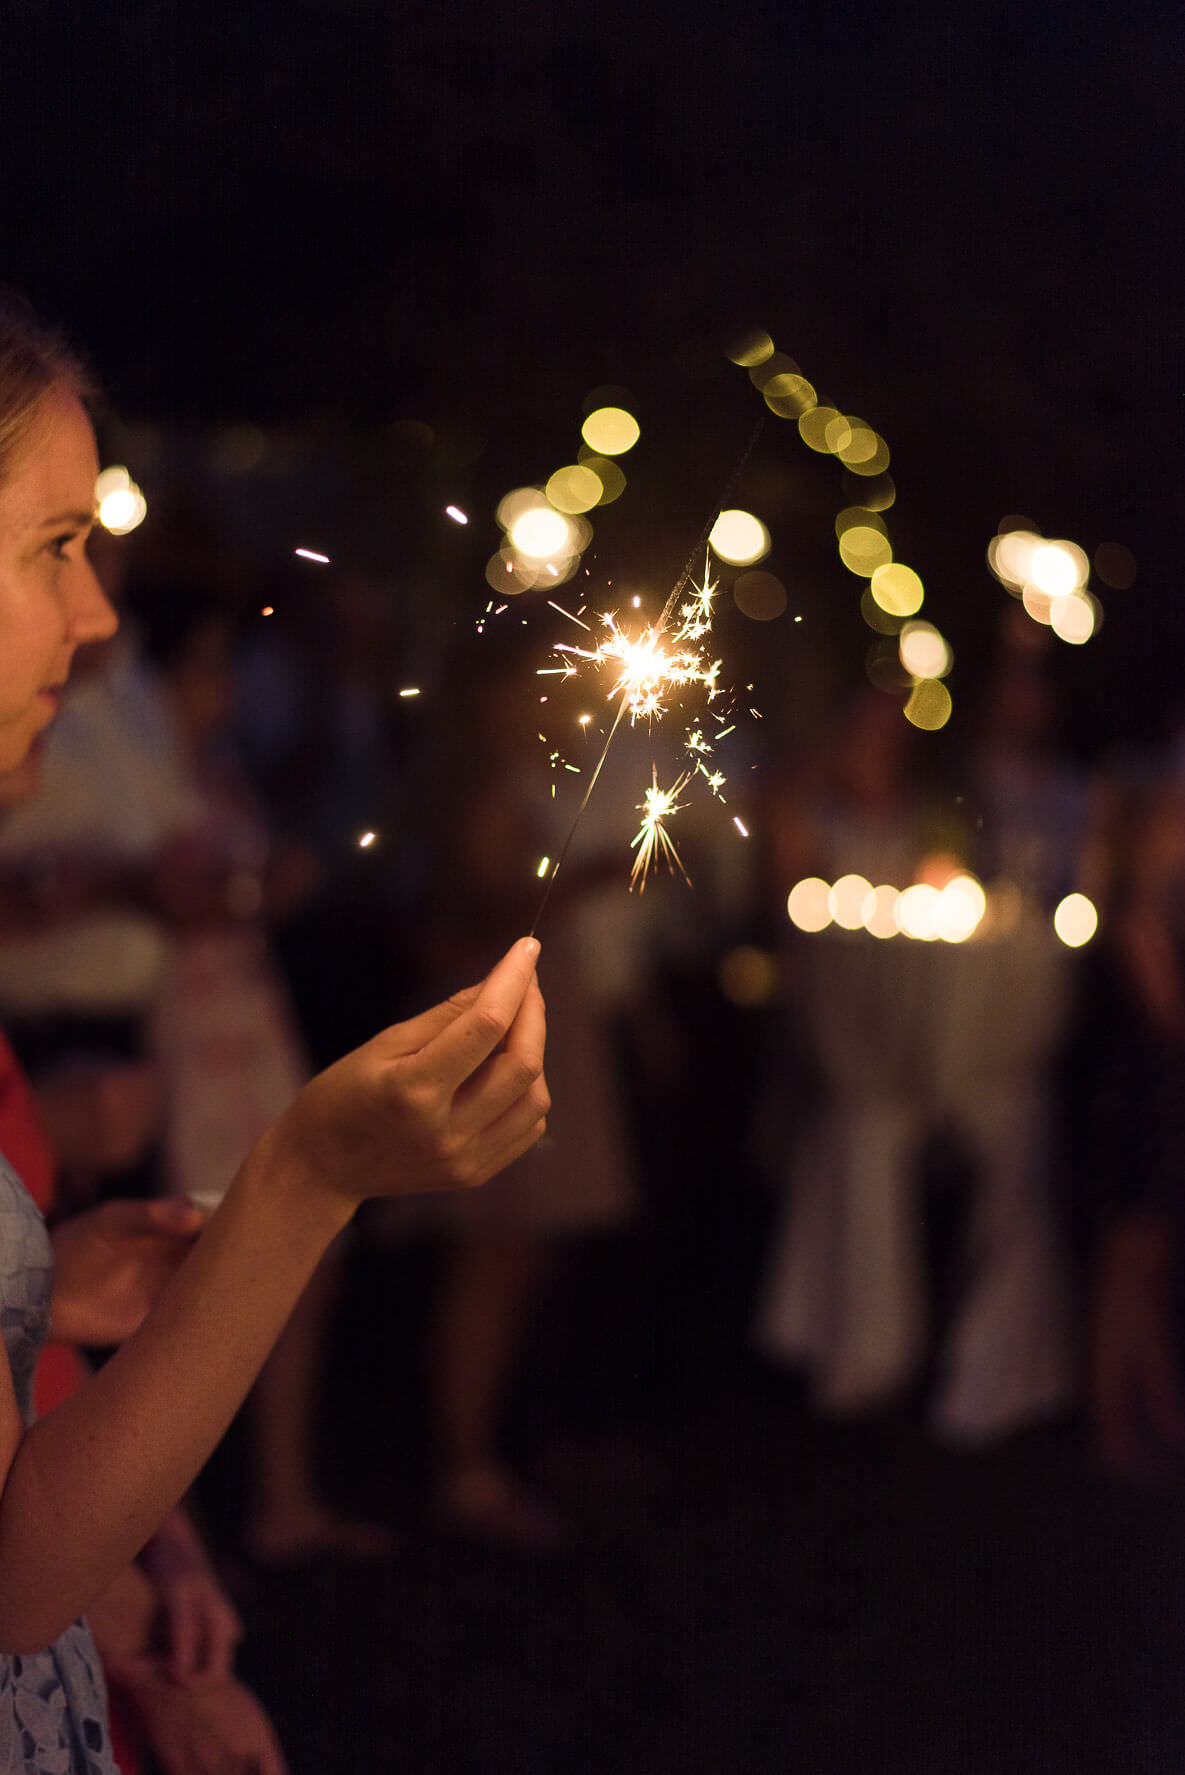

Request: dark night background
left=5, top=7, right=1185, bottom=1773
left=2, top=0, right=1182, bottom=747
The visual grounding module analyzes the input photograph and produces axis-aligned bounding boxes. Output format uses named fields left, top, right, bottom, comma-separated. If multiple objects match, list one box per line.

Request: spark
left=358, top=831, right=377, bottom=848
left=295, top=548, right=330, bottom=564
left=733, top=816, right=750, bottom=837
left=399, top=687, right=420, bottom=698
left=549, top=602, right=592, bottom=630
left=260, top=606, right=275, bottom=617
left=445, top=505, right=469, bottom=524
left=537, top=856, right=551, bottom=878
left=630, top=770, right=692, bottom=892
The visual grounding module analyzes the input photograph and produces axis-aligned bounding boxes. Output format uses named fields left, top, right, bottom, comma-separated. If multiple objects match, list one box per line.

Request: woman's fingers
left=451, top=974, right=547, bottom=1139
left=418, top=937, right=541, bottom=1092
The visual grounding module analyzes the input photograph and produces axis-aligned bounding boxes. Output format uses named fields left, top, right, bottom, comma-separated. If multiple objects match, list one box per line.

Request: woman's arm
left=0, top=937, right=547, bottom=1651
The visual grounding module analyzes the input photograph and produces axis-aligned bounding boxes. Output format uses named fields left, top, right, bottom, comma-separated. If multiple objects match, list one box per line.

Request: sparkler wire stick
left=530, top=416, right=764, bottom=933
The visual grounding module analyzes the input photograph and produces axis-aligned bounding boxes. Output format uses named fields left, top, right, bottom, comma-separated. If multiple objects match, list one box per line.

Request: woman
left=0, top=297, right=550, bottom=1772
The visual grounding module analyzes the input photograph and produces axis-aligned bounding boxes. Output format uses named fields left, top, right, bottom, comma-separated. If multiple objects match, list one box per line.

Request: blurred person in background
left=1084, top=731, right=1185, bottom=1484
left=381, top=643, right=640, bottom=1546
left=755, top=679, right=1079, bottom=1437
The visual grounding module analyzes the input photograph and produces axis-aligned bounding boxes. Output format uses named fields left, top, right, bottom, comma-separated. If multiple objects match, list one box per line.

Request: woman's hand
left=263, top=935, right=549, bottom=1209
left=115, top=1665, right=289, bottom=1775
left=140, top=1508, right=244, bottom=1686
left=49, top=1198, right=206, bottom=1346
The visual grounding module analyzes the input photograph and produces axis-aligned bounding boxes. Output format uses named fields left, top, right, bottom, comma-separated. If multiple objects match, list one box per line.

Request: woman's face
left=0, top=389, right=117, bottom=772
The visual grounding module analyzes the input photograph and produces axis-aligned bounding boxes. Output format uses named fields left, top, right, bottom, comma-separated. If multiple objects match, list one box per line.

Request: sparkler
left=630, top=769, right=692, bottom=890
left=531, top=418, right=763, bottom=928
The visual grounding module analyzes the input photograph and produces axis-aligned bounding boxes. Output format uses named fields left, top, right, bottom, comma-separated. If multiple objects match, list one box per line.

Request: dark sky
left=2, top=1, right=1181, bottom=742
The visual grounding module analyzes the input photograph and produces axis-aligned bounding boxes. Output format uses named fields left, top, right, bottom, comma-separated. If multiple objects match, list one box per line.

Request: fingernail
left=522, top=937, right=540, bottom=963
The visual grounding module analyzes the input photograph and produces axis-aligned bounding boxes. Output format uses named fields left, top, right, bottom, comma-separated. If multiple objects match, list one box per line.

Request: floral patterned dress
left=0, top=1152, right=119, bottom=1773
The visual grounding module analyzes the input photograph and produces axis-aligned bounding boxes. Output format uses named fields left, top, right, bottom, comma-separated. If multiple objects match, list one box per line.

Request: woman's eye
left=48, top=533, right=76, bottom=561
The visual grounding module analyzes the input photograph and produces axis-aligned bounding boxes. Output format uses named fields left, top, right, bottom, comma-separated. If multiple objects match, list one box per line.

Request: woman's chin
left=0, top=735, right=46, bottom=807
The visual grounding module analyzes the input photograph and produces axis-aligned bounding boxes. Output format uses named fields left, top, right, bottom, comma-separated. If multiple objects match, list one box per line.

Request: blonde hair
left=0, top=293, right=94, bottom=487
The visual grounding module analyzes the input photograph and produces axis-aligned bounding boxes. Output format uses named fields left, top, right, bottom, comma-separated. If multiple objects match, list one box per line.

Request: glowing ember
left=295, top=548, right=330, bottom=564
left=445, top=505, right=469, bottom=525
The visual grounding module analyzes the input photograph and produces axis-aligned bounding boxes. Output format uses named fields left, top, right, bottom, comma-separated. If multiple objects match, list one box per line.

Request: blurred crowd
left=4, top=511, right=1185, bottom=1769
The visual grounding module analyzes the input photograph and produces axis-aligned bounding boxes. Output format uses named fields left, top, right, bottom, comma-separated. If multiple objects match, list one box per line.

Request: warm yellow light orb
left=1050, top=591, right=1097, bottom=645
left=798, top=406, right=845, bottom=453
left=896, top=883, right=942, bottom=940
left=510, top=507, right=572, bottom=560
left=710, top=509, right=770, bottom=565
left=1053, top=892, right=1098, bottom=948
left=581, top=407, right=640, bottom=456
left=787, top=877, right=832, bottom=932
left=763, top=373, right=817, bottom=419
left=829, top=873, right=873, bottom=930
left=838, top=526, right=892, bottom=577
left=899, top=621, right=951, bottom=680
left=936, top=874, right=986, bottom=943
left=904, top=679, right=953, bottom=731
left=989, top=528, right=1042, bottom=589
left=545, top=464, right=603, bottom=514
left=862, top=884, right=900, bottom=939
left=1028, top=541, right=1087, bottom=598
left=95, top=465, right=131, bottom=501
left=870, top=562, right=924, bottom=617
left=98, top=486, right=147, bottom=535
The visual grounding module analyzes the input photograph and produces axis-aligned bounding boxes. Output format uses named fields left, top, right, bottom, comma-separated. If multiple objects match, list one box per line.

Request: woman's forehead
left=1, top=391, right=98, bottom=525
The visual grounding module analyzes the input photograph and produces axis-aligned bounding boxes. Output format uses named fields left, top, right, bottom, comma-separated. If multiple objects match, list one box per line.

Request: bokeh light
left=725, top=328, right=775, bottom=368
left=989, top=528, right=1043, bottom=590
left=870, top=562, right=924, bottom=617
left=896, top=882, right=942, bottom=940
left=861, top=884, right=900, bottom=939
left=842, top=432, right=890, bottom=477
left=1049, top=590, right=1098, bottom=644
left=95, top=465, right=148, bottom=536
left=787, top=877, right=832, bottom=932
left=838, top=525, right=892, bottom=577
left=577, top=453, right=627, bottom=503
left=710, top=509, right=770, bottom=565
left=496, top=485, right=547, bottom=532
left=1028, top=540, right=1088, bottom=598
left=798, top=405, right=845, bottom=453
left=581, top=407, right=640, bottom=456
left=899, top=621, right=951, bottom=680
left=546, top=464, right=603, bottom=514
left=95, top=465, right=131, bottom=501
left=717, top=944, right=780, bottom=1006
left=1054, top=892, right=1098, bottom=948
left=935, top=874, right=986, bottom=943
left=829, top=873, right=873, bottom=930
left=835, top=421, right=879, bottom=467
left=904, top=678, right=953, bottom=730
left=835, top=506, right=888, bottom=540
left=511, top=506, right=572, bottom=560
left=824, top=413, right=855, bottom=454
left=733, top=570, right=788, bottom=621
left=763, top=373, right=817, bottom=419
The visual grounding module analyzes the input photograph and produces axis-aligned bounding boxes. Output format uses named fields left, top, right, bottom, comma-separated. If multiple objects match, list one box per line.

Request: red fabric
left=0, top=1031, right=144, bottom=1775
